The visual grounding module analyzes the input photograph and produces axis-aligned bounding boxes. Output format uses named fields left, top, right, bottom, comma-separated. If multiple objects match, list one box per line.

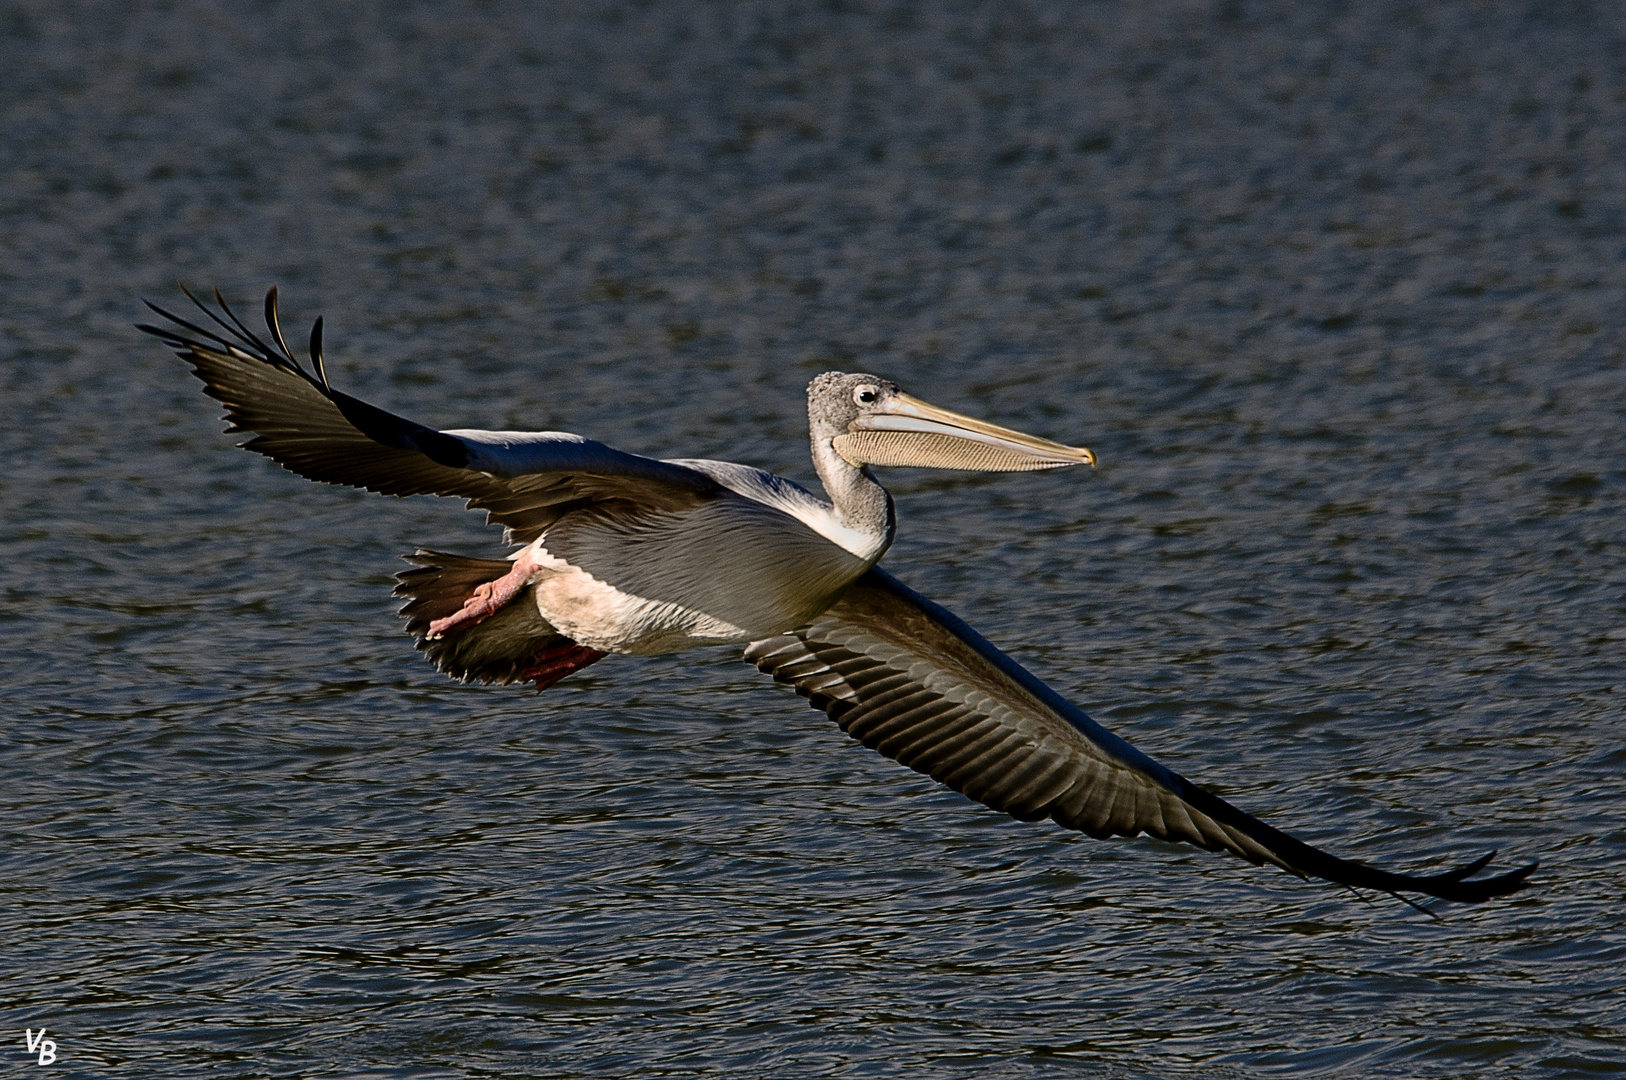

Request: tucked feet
left=521, top=641, right=609, bottom=691
left=427, top=549, right=541, bottom=638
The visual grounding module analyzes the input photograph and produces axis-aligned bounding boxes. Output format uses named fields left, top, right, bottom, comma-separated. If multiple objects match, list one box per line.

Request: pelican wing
left=746, top=568, right=1534, bottom=905
left=141, top=288, right=719, bottom=544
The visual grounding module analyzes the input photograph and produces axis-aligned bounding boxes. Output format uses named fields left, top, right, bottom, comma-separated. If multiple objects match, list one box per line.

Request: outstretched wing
left=746, top=568, right=1535, bottom=906
left=140, top=286, right=720, bottom=544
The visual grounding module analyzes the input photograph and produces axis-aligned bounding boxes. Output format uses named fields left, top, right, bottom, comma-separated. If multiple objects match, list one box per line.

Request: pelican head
left=807, top=372, right=1096, bottom=472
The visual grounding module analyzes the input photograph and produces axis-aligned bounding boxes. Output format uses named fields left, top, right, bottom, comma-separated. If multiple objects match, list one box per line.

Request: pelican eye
left=853, top=385, right=879, bottom=405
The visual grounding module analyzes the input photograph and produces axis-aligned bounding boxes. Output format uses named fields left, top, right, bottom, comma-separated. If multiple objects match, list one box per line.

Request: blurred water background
left=2, top=2, right=1623, bottom=1077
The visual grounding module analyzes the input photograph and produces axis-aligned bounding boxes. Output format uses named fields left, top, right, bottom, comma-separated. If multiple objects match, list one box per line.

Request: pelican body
left=141, top=287, right=1534, bottom=910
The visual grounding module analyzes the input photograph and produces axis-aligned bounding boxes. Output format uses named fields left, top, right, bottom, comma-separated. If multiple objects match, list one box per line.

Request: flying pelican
left=140, top=287, right=1534, bottom=910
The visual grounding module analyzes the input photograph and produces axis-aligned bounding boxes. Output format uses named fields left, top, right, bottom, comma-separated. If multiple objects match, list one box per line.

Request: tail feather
left=395, top=549, right=570, bottom=684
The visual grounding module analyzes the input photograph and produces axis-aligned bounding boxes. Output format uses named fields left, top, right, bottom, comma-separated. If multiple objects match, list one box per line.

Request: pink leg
left=521, top=641, right=608, bottom=691
left=427, top=548, right=542, bottom=639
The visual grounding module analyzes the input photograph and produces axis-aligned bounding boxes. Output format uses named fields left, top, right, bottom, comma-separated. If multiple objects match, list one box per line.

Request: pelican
left=140, top=287, right=1534, bottom=910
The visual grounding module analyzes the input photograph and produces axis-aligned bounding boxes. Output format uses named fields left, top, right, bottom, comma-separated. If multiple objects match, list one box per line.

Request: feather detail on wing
left=745, top=568, right=1536, bottom=907
left=139, top=286, right=719, bottom=544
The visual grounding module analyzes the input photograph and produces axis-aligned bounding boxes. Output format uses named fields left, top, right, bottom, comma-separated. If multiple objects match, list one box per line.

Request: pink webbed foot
left=521, top=641, right=608, bottom=691
left=427, top=550, right=541, bottom=639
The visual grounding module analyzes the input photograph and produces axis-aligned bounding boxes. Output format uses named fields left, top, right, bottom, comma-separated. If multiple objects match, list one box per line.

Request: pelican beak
left=833, top=392, right=1096, bottom=471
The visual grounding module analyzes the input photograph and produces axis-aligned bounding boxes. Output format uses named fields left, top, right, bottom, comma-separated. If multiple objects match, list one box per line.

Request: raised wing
left=140, top=287, right=719, bottom=544
left=746, top=568, right=1535, bottom=907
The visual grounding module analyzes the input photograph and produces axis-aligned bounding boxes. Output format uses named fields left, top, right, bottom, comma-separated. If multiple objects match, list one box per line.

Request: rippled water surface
left=3, top=2, right=1624, bottom=1077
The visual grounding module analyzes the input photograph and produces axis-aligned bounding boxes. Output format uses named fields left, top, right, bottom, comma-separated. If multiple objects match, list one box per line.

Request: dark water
left=3, top=2, right=1623, bottom=1076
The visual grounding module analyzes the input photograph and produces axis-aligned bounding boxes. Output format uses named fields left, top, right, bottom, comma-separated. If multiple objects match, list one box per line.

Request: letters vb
left=25, top=1029, right=56, bottom=1066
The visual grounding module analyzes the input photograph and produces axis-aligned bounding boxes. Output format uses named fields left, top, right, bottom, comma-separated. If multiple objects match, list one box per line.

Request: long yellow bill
left=833, top=392, right=1096, bottom=472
